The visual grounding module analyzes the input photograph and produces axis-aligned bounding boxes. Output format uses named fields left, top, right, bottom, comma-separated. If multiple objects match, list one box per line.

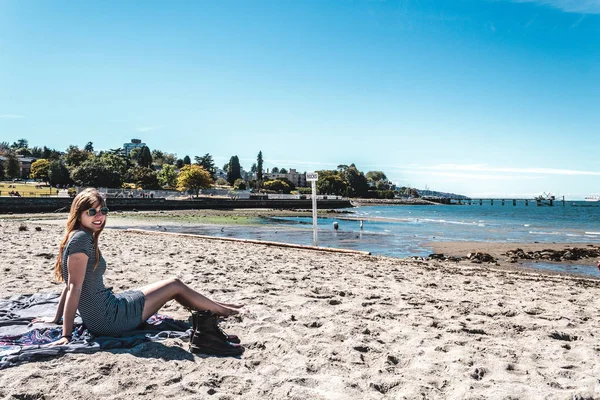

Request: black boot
left=190, top=311, right=244, bottom=356
left=190, top=310, right=241, bottom=344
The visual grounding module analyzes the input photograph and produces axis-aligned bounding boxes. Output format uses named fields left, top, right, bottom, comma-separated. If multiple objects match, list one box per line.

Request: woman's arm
left=51, top=252, right=87, bottom=345
left=52, top=285, right=68, bottom=323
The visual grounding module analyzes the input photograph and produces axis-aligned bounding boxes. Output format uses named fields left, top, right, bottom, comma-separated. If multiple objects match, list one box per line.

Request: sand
left=1, top=216, right=600, bottom=399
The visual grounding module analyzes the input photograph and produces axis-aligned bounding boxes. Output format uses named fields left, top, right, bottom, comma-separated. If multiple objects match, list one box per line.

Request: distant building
left=123, top=139, right=146, bottom=156
left=215, top=168, right=227, bottom=180
left=0, top=156, right=38, bottom=179
left=264, top=168, right=307, bottom=187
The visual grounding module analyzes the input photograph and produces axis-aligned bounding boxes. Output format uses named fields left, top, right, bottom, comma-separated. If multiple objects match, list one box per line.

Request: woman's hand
left=46, top=337, right=70, bottom=347
left=30, top=316, right=60, bottom=325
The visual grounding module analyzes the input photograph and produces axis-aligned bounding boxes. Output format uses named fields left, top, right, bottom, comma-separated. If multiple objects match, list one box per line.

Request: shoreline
left=428, top=241, right=600, bottom=279
left=350, top=198, right=440, bottom=206
left=4, top=210, right=599, bottom=279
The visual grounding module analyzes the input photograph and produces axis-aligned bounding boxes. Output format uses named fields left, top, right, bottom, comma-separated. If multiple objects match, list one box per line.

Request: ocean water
left=122, top=201, right=600, bottom=277
left=267, top=201, right=600, bottom=257
left=134, top=201, right=600, bottom=261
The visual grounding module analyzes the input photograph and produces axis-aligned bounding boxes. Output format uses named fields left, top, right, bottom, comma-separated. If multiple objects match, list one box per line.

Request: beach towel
left=0, top=292, right=191, bottom=369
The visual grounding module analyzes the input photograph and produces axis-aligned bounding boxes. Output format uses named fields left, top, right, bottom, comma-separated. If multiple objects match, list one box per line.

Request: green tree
left=183, top=155, right=191, bottom=165
left=157, top=164, right=178, bottom=188
left=226, top=155, right=242, bottom=184
left=215, top=177, right=229, bottom=186
left=16, top=147, right=32, bottom=156
left=376, top=180, right=390, bottom=190
left=48, top=160, right=72, bottom=186
left=250, top=163, right=257, bottom=174
left=4, top=152, right=21, bottom=179
left=11, top=139, right=28, bottom=149
left=409, top=188, right=420, bottom=197
left=233, top=178, right=246, bottom=190
left=64, top=145, right=90, bottom=168
left=43, top=146, right=62, bottom=160
left=108, top=147, right=124, bottom=155
left=162, top=153, right=177, bottom=165
left=176, top=164, right=213, bottom=197
left=98, top=152, right=129, bottom=177
left=366, top=171, right=387, bottom=182
left=315, top=170, right=347, bottom=196
left=30, top=146, right=43, bottom=158
left=195, top=153, right=216, bottom=179
left=138, top=146, right=153, bottom=168
left=271, top=167, right=279, bottom=174
left=344, top=164, right=369, bottom=197
left=84, top=142, right=94, bottom=152
left=0, top=160, right=5, bottom=180
left=125, top=166, right=160, bottom=189
left=256, top=151, right=263, bottom=181
left=70, top=158, right=123, bottom=188
left=176, top=159, right=184, bottom=169
left=263, top=179, right=291, bottom=193
left=30, top=159, right=51, bottom=181
left=280, top=167, right=288, bottom=174
left=129, top=147, right=141, bottom=163
left=151, top=150, right=164, bottom=164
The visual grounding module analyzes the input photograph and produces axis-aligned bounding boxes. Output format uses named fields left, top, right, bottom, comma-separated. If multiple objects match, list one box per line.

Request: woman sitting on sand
left=43, top=188, right=242, bottom=346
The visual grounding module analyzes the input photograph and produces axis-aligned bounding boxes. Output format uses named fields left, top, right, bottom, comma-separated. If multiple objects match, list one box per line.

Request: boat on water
left=585, top=194, right=600, bottom=202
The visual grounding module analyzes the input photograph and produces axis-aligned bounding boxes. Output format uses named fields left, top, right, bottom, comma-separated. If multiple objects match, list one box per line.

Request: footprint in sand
left=471, top=367, right=487, bottom=380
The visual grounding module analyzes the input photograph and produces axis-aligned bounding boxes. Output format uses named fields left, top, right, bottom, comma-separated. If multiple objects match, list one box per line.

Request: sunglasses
left=86, top=207, right=109, bottom=217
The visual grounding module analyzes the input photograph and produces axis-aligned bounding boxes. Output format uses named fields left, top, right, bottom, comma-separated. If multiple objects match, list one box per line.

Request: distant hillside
left=418, top=189, right=470, bottom=200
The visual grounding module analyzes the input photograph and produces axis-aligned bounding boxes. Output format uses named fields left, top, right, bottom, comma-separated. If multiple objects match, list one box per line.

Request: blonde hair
left=53, top=188, right=107, bottom=282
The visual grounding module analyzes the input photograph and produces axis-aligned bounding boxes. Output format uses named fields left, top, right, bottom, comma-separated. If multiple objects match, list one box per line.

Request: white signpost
left=306, top=172, right=319, bottom=246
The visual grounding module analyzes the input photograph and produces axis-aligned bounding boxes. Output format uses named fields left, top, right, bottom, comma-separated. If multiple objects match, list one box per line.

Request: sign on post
left=306, top=172, right=319, bottom=246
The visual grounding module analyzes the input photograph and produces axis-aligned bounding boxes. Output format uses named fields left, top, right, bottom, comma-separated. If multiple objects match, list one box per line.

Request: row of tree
left=0, top=139, right=253, bottom=192
left=1, top=139, right=405, bottom=198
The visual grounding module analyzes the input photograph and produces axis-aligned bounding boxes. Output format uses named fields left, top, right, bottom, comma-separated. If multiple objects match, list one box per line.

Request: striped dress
left=61, top=230, right=145, bottom=336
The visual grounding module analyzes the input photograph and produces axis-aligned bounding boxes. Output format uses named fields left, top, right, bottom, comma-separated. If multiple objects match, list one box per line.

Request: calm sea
left=134, top=201, right=599, bottom=256
left=132, top=201, right=600, bottom=276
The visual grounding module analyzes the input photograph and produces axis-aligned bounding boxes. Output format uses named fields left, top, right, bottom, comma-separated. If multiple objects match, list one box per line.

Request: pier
left=446, top=197, right=566, bottom=207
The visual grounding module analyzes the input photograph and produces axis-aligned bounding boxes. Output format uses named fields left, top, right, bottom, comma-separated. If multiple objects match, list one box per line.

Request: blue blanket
left=0, top=292, right=191, bottom=369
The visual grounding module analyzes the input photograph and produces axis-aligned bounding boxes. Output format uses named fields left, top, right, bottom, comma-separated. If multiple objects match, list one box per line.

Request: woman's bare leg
left=139, top=278, right=238, bottom=321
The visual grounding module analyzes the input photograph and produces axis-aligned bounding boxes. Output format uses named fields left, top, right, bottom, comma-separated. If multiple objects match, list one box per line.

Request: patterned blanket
left=0, top=292, right=191, bottom=369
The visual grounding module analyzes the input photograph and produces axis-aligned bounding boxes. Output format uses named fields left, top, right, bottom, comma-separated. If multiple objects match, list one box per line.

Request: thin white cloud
left=386, top=163, right=600, bottom=176
left=136, top=126, right=162, bottom=132
left=266, top=159, right=339, bottom=168
left=509, top=0, right=600, bottom=14
left=0, top=114, right=24, bottom=119
left=525, top=13, right=538, bottom=27
left=394, top=169, right=544, bottom=181
left=236, top=158, right=338, bottom=168
left=571, top=14, right=586, bottom=27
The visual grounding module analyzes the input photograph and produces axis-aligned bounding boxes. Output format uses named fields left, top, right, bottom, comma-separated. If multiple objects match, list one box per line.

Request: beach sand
left=1, top=216, right=600, bottom=399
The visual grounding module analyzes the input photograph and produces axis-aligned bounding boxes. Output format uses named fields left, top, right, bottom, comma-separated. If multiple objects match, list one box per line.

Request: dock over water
left=440, top=197, right=566, bottom=207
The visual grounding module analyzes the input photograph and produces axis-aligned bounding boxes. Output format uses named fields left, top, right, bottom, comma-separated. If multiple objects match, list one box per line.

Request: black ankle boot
left=190, top=311, right=244, bottom=356
left=190, top=310, right=241, bottom=344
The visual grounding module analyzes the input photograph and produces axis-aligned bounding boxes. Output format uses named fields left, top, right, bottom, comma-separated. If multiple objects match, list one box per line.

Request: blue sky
left=1, top=0, right=598, bottom=198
